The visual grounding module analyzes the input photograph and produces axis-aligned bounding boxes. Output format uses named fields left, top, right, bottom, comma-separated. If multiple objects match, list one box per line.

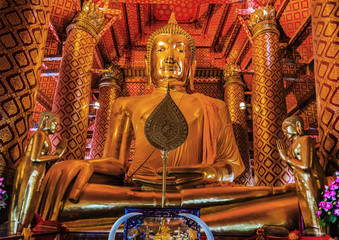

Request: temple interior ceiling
left=35, top=0, right=316, bottom=150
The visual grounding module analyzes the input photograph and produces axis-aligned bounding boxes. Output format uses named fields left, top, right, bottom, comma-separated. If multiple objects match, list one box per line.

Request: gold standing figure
left=9, top=112, right=67, bottom=236
left=277, top=115, right=325, bottom=236
left=35, top=13, right=300, bottom=235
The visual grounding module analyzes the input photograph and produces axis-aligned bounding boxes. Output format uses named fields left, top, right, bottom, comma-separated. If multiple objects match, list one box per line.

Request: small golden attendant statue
left=8, top=112, right=67, bottom=236
left=277, top=115, right=325, bottom=236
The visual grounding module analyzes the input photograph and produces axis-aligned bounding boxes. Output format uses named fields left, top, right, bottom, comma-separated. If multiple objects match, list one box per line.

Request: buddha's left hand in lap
left=153, top=163, right=234, bottom=186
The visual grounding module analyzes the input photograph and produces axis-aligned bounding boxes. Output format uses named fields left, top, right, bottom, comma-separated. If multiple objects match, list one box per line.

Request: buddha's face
left=282, top=123, right=297, bottom=140
left=150, top=34, right=192, bottom=86
left=45, top=119, right=60, bottom=134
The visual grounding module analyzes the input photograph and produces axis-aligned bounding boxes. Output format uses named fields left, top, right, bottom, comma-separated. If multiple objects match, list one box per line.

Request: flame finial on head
left=168, top=11, right=178, bottom=25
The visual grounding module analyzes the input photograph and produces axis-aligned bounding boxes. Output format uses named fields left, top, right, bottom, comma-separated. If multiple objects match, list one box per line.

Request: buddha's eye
left=174, top=42, right=186, bottom=53
left=155, top=43, right=166, bottom=52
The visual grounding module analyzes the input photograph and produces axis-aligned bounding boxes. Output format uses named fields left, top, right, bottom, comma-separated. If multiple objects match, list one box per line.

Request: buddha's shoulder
left=113, top=95, right=151, bottom=108
left=113, top=95, right=157, bottom=111
left=189, top=93, right=226, bottom=109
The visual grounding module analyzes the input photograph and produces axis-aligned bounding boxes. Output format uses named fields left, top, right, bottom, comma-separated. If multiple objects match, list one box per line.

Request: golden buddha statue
left=36, top=13, right=299, bottom=236
left=277, top=115, right=325, bottom=236
left=8, top=112, right=67, bottom=235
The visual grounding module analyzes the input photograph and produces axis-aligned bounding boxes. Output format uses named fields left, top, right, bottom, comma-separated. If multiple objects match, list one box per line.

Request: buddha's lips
left=161, top=66, right=179, bottom=71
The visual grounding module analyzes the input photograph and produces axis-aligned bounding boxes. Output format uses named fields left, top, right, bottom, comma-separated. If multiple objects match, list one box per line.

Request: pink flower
left=319, top=201, right=327, bottom=208
left=325, top=202, right=333, bottom=210
left=334, top=209, right=339, bottom=216
left=317, top=210, right=322, bottom=217
left=323, top=190, right=332, bottom=199
left=330, top=183, right=338, bottom=190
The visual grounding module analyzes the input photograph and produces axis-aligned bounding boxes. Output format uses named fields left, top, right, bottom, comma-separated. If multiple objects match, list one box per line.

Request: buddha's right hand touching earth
left=38, top=157, right=125, bottom=220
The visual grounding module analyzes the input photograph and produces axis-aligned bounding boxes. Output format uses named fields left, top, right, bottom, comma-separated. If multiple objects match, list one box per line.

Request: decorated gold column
left=249, top=6, right=293, bottom=186
left=223, top=63, right=253, bottom=186
left=311, top=0, right=339, bottom=175
left=51, top=2, right=104, bottom=160
left=89, top=66, right=123, bottom=159
left=0, top=1, right=51, bottom=166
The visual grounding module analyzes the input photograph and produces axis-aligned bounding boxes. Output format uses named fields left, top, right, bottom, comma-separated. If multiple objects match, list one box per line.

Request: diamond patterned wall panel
left=279, top=0, right=314, bottom=62
left=279, top=0, right=311, bottom=38
left=0, top=0, right=51, bottom=167
left=299, top=100, right=318, bottom=130
left=50, top=0, right=78, bottom=34
left=252, top=31, right=293, bottom=186
left=224, top=83, right=253, bottom=186
left=297, top=32, right=314, bottom=63
left=32, top=102, right=46, bottom=125
left=191, top=77, right=224, bottom=100
left=44, top=32, right=59, bottom=55
left=286, top=92, right=298, bottom=112
left=122, top=77, right=154, bottom=97
left=196, top=48, right=214, bottom=68
left=311, top=0, right=339, bottom=174
left=51, top=28, right=97, bottom=160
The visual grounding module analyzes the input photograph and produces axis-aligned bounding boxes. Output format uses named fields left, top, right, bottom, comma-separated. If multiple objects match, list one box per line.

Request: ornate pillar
left=89, top=66, right=123, bottom=159
left=311, top=0, right=339, bottom=175
left=0, top=0, right=51, bottom=166
left=223, top=63, right=253, bottom=186
left=51, top=2, right=104, bottom=160
left=249, top=6, right=292, bottom=186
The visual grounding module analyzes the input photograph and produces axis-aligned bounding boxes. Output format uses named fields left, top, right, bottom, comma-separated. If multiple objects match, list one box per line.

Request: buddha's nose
left=164, top=56, right=176, bottom=64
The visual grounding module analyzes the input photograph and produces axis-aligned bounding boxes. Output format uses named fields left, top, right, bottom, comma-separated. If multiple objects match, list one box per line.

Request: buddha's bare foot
left=262, top=225, right=289, bottom=237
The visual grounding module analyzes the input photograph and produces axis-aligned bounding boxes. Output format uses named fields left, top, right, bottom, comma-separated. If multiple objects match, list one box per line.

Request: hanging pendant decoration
left=144, top=89, right=188, bottom=151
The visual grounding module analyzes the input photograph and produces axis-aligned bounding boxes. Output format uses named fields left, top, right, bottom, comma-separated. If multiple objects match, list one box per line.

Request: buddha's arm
left=214, top=107, right=245, bottom=180
left=103, top=99, right=133, bottom=171
left=280, top=137, right=314, bottom=170
left=29, top=131, right=62, bottom=163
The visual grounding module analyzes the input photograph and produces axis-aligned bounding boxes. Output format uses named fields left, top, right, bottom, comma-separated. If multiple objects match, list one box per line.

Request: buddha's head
left=38, top=112, right=60, bottom=134
left=282, top=115, right=304, bottom=140
left=145, top=12, right=196, bottom=90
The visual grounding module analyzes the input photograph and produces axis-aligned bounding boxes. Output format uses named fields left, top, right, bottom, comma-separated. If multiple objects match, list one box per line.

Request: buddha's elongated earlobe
left=145, top=55, right=152, bottom=90
left=188, top=59, right=197, bottom=91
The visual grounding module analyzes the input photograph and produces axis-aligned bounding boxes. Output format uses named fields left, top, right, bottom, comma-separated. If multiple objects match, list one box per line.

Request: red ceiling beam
left=276, top=0, right=290, bottom=20
left=211, top=4, right=231, bottom=50
left=288, top=14, right=312, bottom=48
left=223, top=19, right=241, bottom=58
left=203, top=4, right=215, bottom=35
left=48, top=22, right=61, bottom=44
left=111, top=26, right=120, bottom=58
left=123, top=3, right=132, bottom=48
left=37, top=91, right=53, bottom=111
left=236, top=38, right=250, bottom=65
